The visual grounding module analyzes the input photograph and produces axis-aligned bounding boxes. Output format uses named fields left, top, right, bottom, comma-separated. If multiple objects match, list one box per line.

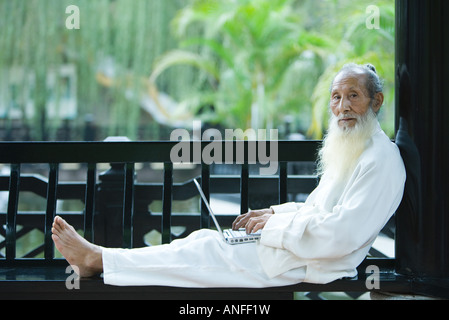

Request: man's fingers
left=232, top=208, right=273, bottom=230
left=245, top=213, right=272, bottom=234
left=251, top=222, right=264, bottom=234
left=245, top=216, right=262, bottom=234
left=232, top=213, right=249, bottom=230
left=232, top=211, right=255, bottom=230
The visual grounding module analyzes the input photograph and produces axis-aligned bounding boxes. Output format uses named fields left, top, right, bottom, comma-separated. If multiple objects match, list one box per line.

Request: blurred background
left=0, top=0, right=395, bottom=142
left=0, top=2, right=396, bottom=299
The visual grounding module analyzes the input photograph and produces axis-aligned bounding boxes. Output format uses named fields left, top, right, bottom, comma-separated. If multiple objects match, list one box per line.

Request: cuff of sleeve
left=260, top=211, right=297, bottom=249
left=270, top=202, right=302, bottom=214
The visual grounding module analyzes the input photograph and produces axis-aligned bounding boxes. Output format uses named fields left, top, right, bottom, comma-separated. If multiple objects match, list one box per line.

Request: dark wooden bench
left=0, top=257, right=412, bottom=300
left=0, top=140, right=414, bottom=299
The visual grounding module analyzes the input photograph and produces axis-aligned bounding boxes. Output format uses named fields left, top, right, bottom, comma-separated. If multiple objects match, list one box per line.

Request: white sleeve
left=260, top=157, right=405, bottom=260
left=270, top=202, right=304, bottom=214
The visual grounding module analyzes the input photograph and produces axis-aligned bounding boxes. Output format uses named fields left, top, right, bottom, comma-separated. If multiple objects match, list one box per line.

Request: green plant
left=150, top=0, right=334, bottom=132
left=308, top=0, right=395, bottom=138
left=150, top=0, right=395, bottom=138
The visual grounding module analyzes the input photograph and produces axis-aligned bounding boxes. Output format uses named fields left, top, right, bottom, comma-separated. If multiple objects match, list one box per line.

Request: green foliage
left=152, top=0, right=396, bottom=138
left=0, top=0, right=190, bottom=140
left=0, top=0, right=395, bottom=140
left=307, top=0, right=395, bottom=138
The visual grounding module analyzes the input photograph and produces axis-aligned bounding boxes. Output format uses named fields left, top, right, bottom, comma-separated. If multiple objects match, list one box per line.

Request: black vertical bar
left=45, top=163, right=59, bottom=260
left=279, top=162, right=288, bottom=204
left=240, top=163, right=249, bottom=214
left=96, top=163, right=125, bottom=248
left=84, top=163, right=96, bottom=243
left=6, top=164, right=20, bottom=261
left=395, top=0, right=449, bottom=282
left=161, top=162, right=173, bottom=244
left=200, top=164, right=210, bottom=228
left=122, top=162, right=135, bottom=248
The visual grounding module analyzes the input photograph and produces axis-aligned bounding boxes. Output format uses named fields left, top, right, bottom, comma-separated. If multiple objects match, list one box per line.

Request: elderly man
left=52, top=63, right=406, bottom=287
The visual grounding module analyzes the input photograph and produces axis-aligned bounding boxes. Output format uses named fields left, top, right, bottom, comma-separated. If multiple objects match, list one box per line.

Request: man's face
left=329, top=71, right=382, bottom=129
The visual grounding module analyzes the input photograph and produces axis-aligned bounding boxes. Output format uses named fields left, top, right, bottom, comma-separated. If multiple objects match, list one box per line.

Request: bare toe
left=51, top=217, right=103, bottom=277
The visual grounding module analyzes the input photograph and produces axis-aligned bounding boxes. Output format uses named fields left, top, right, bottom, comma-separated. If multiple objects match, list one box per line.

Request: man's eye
left=350, top=93, right=358, bottom=98
left=332, top=95, right=340, bottom=100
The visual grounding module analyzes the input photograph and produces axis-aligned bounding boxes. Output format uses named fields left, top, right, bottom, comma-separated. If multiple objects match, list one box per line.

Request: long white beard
left=317, top=107, right=378, bottom=183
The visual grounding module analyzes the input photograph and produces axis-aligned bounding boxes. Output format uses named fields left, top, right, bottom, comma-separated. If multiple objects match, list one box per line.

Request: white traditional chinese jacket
left=257, top=123, right=406, bottom=284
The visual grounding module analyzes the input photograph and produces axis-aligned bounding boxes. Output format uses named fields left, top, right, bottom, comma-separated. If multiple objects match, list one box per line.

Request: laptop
left=193, top=178, right=261, bottom=245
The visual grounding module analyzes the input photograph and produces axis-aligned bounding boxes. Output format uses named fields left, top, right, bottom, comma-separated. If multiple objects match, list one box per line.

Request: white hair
left=331, top=63, right=384, bottom=100
left=317, top=107, right=378, bottom=182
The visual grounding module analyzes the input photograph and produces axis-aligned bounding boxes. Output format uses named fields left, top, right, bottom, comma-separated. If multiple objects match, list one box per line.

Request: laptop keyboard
left=229, top=228, right=261, bottom=237
left=229, top=229, right=251, bottom=237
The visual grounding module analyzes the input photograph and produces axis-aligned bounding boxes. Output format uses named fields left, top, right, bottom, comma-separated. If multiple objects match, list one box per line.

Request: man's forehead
left=331, top=71, right=367, bottom=92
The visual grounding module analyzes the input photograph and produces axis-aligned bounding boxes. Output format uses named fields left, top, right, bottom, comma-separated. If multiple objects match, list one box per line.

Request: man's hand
left=232, top=208, right=274, bottom=234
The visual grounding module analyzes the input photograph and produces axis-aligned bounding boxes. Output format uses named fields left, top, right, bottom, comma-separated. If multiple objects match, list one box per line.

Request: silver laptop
left=193, top=178, right=261, bottom=245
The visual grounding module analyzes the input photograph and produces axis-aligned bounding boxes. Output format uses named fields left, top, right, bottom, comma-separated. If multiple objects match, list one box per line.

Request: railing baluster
left=6, top=163, right=21, bottom=261
left=161, top=162, right=173, bottom=244
left=240, top=163, right=249, bottom=214
left=45, top=163, right=59, bottom=260
left=200, top=164, right=210, bottom=228
left=122, top=162, right=135, bottom=248
left=84, top=163, right=96, bottom=243
left=279, top=162, right=288, bottom=204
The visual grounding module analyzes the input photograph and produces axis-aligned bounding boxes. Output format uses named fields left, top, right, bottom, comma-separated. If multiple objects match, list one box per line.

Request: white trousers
left=102, top=229, right=306, bottom=287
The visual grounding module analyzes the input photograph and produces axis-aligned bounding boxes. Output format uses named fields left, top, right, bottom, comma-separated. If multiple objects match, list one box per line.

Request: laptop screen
left=193, top=178, right=224, bottom=236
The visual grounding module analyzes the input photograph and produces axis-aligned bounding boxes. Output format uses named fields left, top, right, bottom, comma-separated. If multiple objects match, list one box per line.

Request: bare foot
left=52, top=216, right=103, bottom=277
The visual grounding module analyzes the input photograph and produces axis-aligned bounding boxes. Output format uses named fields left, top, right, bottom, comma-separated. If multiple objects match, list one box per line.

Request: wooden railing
left=0, top=140, right=319, bottom=259
left=0, top=140, right=414, bottom=299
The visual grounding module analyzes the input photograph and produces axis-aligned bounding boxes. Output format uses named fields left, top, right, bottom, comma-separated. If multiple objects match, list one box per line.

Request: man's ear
left=372, top=92, right=384, bottom=113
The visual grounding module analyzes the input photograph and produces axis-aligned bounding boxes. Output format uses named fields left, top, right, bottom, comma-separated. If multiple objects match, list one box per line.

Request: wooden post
left=395, top=0, right=449, bottom=298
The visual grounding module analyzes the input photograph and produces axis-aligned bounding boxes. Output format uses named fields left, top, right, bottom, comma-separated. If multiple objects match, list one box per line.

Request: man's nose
left=337, top=97, right=351, bottom=113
